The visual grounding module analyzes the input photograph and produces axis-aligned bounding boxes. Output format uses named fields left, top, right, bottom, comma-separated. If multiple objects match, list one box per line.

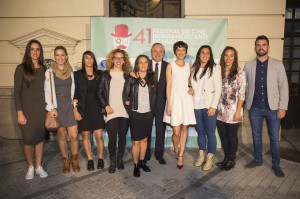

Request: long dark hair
left=22, top=40, right=44, bottom=87
left=134, top=55, right=155, bottom=87
left=220, top=46, right=239, bottom=84
left=81, top=51, right=99, bottom=80
left=191, top=45, right=215, bottom=81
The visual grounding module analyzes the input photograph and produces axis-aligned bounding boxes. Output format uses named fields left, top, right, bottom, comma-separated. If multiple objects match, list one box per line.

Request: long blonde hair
left=106, top=49, right=131, bottom=75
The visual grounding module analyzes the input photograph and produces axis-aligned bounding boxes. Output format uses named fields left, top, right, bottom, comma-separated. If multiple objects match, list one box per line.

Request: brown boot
left=72, top=154, right=80, bottom=172
left=62, top=157, right=70, bottom=173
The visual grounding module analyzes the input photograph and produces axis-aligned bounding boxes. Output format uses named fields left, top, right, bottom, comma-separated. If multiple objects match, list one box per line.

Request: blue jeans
left=249, top=107, right=281, bottom=166
left=194, top=109, right=217, bottom=154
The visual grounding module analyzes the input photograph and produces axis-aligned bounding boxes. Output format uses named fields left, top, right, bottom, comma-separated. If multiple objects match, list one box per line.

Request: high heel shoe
left=177, top=156, right=183, bottom=169
left=97, top=158, right=104, bottom=169
left=87, top=160, right=94, bottom=171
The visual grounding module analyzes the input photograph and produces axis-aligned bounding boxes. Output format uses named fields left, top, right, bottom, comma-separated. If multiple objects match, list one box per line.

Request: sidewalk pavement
left=0, top=136, right=300, bottom=199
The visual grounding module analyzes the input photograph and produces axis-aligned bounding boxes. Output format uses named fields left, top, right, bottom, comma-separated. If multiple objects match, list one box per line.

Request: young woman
left=73, top=51, right=105, bottom=171
left=123, top=55, right=157, bottom=177
left=14, top=40, right=48, bottom=180
left=45, top=46, right=79, bottom=173
left=216, top=46, right=246, bottom=170
left=97, top=49, right=131, bottom=173
left=190, top=45, right=222, bottom=171
left=163, top=41, right=196, bottom=169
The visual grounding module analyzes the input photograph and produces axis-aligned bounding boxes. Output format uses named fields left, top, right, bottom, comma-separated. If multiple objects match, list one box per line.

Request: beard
left=256, top=49, right=268, bottom=57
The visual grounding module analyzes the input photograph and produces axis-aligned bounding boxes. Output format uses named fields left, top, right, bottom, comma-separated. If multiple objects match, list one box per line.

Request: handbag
left=45, top=71, right=60, bottom=131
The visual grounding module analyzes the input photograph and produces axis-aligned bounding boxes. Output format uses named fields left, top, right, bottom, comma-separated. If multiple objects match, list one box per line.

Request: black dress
left=78, top=78, right=105, bottom=131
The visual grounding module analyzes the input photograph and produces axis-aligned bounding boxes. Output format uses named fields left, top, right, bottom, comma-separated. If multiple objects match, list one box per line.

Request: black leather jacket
left=97, top=70, right=128, bottom=110
left=122, top=76, right=157, bottom=112
left=74, top=69, right=102, bottom=117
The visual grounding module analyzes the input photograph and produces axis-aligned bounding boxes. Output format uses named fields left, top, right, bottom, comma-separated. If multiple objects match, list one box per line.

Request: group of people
left=14, top=34, right=289, bottom=180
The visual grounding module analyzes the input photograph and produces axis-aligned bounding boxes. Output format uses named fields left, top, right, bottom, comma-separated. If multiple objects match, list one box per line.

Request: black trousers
left=146, top=112, right=166, bottom=159
left=216, top=120, right=239, bottom=156
left=106, top=117, right=129, bottom=159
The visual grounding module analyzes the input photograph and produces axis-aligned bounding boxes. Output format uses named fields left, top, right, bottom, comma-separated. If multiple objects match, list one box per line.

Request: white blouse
left=191, top=68, right=205, bottom=109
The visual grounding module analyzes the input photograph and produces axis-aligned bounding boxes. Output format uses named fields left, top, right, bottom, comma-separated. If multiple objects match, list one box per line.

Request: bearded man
left=243, top=35, right=289, bottom=177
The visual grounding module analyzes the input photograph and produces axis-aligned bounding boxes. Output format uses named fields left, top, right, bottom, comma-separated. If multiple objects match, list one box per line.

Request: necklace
left=87, top=74, right=94, bottom=78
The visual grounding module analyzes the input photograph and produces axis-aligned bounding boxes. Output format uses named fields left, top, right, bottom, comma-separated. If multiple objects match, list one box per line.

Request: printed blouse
left=217, top=69, right=246, bottom=124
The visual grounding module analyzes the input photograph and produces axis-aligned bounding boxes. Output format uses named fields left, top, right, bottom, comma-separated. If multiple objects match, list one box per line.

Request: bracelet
left=188, top=85, right=192, bottom=88
left=73, top=101, right=78, bottom=108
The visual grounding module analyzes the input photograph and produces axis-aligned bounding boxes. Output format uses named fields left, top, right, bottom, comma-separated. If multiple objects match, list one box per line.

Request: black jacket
left=122, top=75, right=157, bottom=115
left=97, top=70, right=128, bottom=113
left=73, top=69, right=102, bottom=117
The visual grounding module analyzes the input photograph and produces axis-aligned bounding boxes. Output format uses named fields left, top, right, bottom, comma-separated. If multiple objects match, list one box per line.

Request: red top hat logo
left=111, top=24, right=132, bottom=38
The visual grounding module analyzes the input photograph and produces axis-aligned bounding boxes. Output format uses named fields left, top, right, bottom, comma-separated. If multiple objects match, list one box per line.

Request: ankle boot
left=108, top=157, right=116, bottom=173
left=203, top=153, right=215, bottom=171
left=222, top=154, right=236, bottom=171
left=62, top=157, right=70, bottom=173
left=87, top=160, right=94, bottom=171
left=117, top=154, right=124, bottom=170
left=217, top=153, right=228, bottom=166
left=97, top=158, right=104, bottom=169
left=72, top=154, right=80, bottom=172
left=194, top=149, right=205, bottom=167
left=133, top=163, right=140, bottom=177
left=140, top=160, right=151, bottom=172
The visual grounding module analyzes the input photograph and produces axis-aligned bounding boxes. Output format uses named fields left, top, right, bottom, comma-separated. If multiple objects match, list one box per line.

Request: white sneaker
left=35, top=166, right=48, bottom=178
left=25, top=166, right=34, bottom=180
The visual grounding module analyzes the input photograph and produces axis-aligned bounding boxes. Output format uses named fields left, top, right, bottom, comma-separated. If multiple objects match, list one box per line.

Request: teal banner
left=91, top=17, right=227, bottom=148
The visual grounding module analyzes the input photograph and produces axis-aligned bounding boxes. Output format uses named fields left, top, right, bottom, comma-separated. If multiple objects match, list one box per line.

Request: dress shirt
left=252, top=58, right=270, bottom=110
left=152, top=61, right=161, bottom=81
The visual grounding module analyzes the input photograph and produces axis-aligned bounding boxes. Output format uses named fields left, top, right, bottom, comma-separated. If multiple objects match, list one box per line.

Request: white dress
left=163, top=61, right=196, bottom=126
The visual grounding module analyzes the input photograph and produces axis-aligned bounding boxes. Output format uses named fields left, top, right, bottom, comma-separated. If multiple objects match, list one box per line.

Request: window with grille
left=109, top=0, right=181, bottom=18
left=284, top=2, right=300, bottom=95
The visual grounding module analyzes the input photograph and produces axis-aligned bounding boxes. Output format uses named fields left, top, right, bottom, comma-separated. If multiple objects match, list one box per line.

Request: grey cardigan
left=243, top=57, right=289, bottom=111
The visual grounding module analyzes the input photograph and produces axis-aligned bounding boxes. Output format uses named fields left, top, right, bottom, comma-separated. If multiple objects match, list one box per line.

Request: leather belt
left=56, top=94, right=71, bottom=98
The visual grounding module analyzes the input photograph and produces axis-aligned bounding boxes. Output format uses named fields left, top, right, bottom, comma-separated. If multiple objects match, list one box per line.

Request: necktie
left=155, top=63, right=159, bottom=81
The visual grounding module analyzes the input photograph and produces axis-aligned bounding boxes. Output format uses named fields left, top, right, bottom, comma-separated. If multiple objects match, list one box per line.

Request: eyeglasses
left=113, top=57, right=124, bottom=61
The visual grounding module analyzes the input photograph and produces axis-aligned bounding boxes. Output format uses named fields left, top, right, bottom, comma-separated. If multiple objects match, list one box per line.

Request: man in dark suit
left=145, top=43, right=168, bottom=164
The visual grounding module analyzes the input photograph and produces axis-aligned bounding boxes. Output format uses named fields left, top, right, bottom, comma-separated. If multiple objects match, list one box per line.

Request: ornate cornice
left=9, top=28, right=80, bottom=60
